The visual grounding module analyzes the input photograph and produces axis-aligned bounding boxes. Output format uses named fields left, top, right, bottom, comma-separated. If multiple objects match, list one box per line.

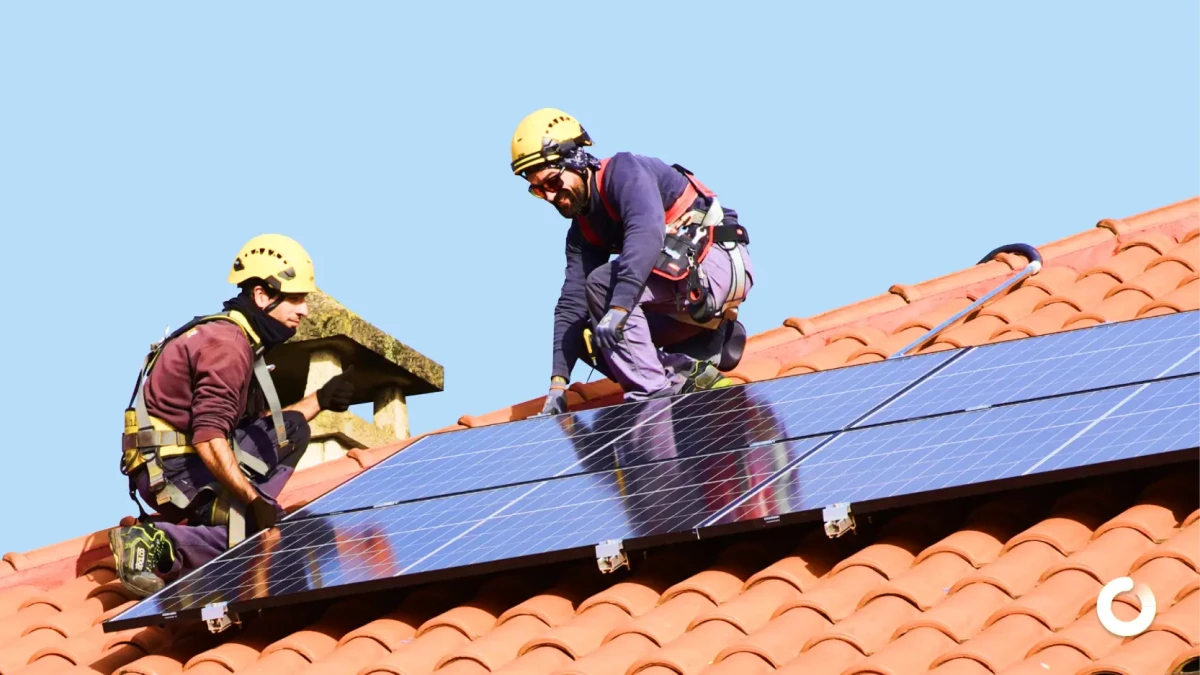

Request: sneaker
left=679, top=361, right=735, bottom=394
left=108, top=524, right=175, bottom=598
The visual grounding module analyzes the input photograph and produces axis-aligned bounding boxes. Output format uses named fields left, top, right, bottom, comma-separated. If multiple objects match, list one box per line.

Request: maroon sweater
left=143, top=320, right=255, bottom=444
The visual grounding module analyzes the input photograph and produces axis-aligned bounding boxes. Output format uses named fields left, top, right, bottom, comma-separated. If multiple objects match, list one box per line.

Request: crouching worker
left=109, top=234, right=356, bottom=597
left=510, top=108, right=755, bottom=413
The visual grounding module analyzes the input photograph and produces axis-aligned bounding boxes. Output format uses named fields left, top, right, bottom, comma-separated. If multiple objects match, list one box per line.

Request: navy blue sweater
left=550, top=152, right=739, bottom=379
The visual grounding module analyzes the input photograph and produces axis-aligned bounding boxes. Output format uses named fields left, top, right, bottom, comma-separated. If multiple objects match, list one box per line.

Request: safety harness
left=576, top=159, right=751, bottom=328
left=121, top=310, right=289, bottom=547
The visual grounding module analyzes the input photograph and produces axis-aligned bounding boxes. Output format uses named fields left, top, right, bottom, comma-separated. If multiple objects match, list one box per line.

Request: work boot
left=679, top=361, right=735, bottom=394
left=108, top=524, right=175, bottom=598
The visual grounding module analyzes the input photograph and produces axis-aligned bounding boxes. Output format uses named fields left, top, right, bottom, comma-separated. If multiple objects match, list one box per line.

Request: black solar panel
left=862, top=311, right=1200, bottom=426
left=296, top=349, right=956, bottom=517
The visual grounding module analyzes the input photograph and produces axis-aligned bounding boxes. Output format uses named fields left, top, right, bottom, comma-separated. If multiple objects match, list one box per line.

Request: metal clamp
left=595, top=539, right=629, bottom=574
left=201, top=601, right=240, bottom=634
left=822, top=502, right=856, bottom=539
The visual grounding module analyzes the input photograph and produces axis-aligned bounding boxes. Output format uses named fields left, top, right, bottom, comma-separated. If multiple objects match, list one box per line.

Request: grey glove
left=540, top=381, right=568, bottom=416
left=594, top=307, right=629, bottom=352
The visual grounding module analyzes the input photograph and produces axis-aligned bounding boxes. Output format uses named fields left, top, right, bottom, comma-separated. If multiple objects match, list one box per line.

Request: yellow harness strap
left=122, top=310, right=279, bottom=514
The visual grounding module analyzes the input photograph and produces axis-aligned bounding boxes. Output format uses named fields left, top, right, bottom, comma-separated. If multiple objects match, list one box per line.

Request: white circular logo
left=1096, top=576, right=1156, bottom=637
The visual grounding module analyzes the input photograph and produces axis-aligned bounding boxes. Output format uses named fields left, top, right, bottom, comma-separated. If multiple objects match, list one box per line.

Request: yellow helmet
left=510, top=108, right=593, bottom=175
left=227, top=234, right=317, bottom=294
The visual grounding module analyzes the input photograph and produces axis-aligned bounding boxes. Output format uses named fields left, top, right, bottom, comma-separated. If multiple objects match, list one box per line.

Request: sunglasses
left=527, top=166, right=567, bottom=199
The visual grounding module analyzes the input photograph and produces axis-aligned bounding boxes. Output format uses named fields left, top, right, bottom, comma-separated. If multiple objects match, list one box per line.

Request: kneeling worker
left=109, top=234, right=356, bottom=597
left=510, top=108, right=755, bottom=414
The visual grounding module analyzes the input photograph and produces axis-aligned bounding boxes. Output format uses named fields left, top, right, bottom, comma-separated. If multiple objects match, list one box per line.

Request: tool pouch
left=652, top=232, right=702, bottom=282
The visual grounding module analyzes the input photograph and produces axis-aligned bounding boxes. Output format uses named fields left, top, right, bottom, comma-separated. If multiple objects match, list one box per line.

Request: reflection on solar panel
left=105, top=436, right=829, bottom=627
left=297, top=349, right=956, bottom=518
left=863, top=311, right=1200, bottom=425
left=293, top=398, right=679, bottom=517
left=104, top=311, right=1200, bottom=633
left=708, top=374, right=1199, bottom=527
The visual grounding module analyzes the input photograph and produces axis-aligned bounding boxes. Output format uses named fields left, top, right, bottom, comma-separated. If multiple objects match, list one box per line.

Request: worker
left=108, top=234, right=356, bottom=598
left=510, top=108, right=754, bottom=415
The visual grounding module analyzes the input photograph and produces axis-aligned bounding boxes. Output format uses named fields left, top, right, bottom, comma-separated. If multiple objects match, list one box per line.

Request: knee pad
left=283, top=410, right=312, bottom=449
left=718, top=320, right=747, bottom=371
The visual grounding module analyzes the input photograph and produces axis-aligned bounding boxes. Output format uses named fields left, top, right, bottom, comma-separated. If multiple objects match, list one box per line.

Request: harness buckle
left=136, top=429, right=158, bottom=448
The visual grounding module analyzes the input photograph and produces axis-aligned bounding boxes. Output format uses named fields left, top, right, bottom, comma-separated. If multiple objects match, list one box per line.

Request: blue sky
left=0, top=2, right=1195, bottom=554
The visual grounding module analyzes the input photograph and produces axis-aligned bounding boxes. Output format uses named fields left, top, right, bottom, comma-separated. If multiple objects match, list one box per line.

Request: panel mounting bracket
left=823, top=502, right=856, bottom=538
left=201, top=601, right=240, bottom=634
left=595, top=539, right=629, bottom=574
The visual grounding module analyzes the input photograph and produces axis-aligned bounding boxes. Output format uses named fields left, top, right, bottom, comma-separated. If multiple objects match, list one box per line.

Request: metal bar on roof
left=888, top=243, right=1043, bottom=359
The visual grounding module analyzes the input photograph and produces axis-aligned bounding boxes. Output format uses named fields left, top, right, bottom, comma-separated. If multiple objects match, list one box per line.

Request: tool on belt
left=120, top=310, right=288, bottom=547
left=576, top=161, right=750, bottom=331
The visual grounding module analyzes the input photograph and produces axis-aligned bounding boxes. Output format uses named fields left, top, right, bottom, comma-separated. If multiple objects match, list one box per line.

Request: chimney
left=263, top=289, right=443, bottom=469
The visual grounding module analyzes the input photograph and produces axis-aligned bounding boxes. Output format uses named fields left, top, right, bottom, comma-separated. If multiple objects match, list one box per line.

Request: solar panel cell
left=731, top=375, right=1199, bottom=522
left=862, top=312, right=1200, bottom=426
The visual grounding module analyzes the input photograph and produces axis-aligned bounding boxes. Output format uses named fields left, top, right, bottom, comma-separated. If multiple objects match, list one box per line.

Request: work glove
left=593, top=307, right=629, bottom=352
left=540, top=380, right=568, bottom=416
left=250, top=494, right=281, bottom=533
left=317, top=366, right=356, bottom=412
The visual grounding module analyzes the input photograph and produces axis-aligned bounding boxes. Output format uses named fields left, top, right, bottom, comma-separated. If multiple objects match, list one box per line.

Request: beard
left=553, top=181, right=589, bottom=218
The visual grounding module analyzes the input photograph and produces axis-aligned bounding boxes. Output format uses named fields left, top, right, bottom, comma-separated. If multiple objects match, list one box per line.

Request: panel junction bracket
left=595, top=539, right=629, bottom=574
left=201, top=601, right=240, bottom=634
left=823, top=502, right=856, bottom=538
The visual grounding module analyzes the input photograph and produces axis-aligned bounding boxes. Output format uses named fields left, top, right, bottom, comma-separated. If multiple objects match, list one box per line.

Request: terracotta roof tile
left=711, top=604, right=833, bottom=670
left=860, top=551, right=975, bottom=612
left=933, top=613, right=1055, bottom=673
left=807, top=594, right=922, bottom=655
left=775, top=637, right=864, bottom=675
left=515, top=602, right=629, bottom=663
left=1153, top=587, right=1200, bottom=647
left=3, top=198, right=1199, bottom=675
left=1079, top=630, right=1195, bottom=675
left=1133, top=520, right=1200, bottom=574
left=926, top=267, right=1076, bottom=349
left=626, top=619, right=745, bottom=675
left=843, top=626, right=958, bottom=675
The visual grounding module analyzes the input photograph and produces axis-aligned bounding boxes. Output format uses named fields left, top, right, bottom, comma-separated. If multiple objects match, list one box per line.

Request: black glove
left=317, top=366, right=356, bottom=412
left=250, top=495, right=280, bottom=532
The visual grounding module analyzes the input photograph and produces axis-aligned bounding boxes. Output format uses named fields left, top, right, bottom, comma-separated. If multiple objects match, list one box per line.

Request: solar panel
left=104, top=314, right=1200, bottom=633
left=1028, top=374, right=1200, bottom=474
left=103, top=435, right=830, bottom=630
left=708, top=374, right=1199, bottom=525
left=293, top=397, right=679, bottom=517
left=106, top=483, right=534, bottom=625
left=403, top=436, right=827, bottom=574
left=862, top=311, right=1200, bottom=426
left=296, top=349, right=957, bottom=518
